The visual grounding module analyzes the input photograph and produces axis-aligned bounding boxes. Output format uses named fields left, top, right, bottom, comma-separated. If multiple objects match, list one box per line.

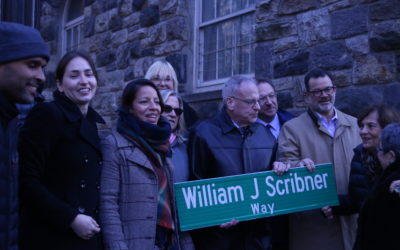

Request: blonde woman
left=145, top=60, right=198, bottom=128
left=160, top=90, right=189, bottom=182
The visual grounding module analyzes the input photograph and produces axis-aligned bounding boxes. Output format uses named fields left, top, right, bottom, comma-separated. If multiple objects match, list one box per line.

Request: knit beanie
left=0, top=21, right=50, bottom=64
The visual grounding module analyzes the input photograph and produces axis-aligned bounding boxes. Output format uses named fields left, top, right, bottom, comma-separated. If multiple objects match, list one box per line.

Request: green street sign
left=174, top=163, right=338, bottom=231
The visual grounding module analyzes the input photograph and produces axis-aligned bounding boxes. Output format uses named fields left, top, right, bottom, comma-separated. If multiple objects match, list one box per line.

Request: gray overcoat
left=100, top=130, right=193, bottom=250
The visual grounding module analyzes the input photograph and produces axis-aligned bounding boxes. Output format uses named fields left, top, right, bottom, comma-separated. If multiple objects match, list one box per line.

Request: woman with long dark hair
left=18, top=50, right=104, bottom=250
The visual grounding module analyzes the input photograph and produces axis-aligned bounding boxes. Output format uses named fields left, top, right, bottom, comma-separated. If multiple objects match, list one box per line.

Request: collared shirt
left=231, top=120, right=248, bottom=135
left=256, top=115, right=281, bottom=139
left=314, top=109, right=338, bottom=137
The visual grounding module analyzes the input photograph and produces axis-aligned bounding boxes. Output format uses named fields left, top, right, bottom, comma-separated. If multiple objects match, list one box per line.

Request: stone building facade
left=31, top=0, right=400, bottom=128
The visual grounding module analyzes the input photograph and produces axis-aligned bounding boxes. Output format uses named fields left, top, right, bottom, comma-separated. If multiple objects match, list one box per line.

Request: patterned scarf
left=361, top=147, right=382, bottom=181
left=117, top=108, right=176, bottom=232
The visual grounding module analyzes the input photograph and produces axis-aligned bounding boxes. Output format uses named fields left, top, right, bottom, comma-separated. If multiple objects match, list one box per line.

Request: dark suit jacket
left=18, top=92, right=105, bottom=250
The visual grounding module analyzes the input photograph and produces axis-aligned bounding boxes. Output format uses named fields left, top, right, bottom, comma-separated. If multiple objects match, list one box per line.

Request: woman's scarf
left=117, top=108, right=176, bottom=235
left=361, top=147, right=382, bottom=180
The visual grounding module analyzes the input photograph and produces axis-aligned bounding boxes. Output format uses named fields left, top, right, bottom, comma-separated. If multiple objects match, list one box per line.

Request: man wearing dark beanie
left=0, top=21, right=49, bottom=250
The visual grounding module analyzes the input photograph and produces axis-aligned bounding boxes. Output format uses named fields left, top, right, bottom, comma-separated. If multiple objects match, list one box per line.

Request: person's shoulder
left=103, top=130, right=129, bottom=146
left=277, top=108, right=295, bottom=122
left=337, top=109, right=358, bottom=125
left=283, top=111, right=309, bottom=127
left=27, top=101, right=62, bottom=121
left=194, top=116, right=219, bottom=134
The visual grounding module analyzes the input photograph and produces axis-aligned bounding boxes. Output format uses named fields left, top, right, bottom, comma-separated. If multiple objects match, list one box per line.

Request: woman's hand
left=71, top=214, right=101, bottom=240
left=220, top=219, right=239, bottom=229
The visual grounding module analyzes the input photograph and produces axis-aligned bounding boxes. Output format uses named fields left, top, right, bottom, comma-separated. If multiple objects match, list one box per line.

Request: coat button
left=80, top=180, right=86, bottom=189
left=96, top=184, right=100, bottom=190
left=98, top=160, right=103, bottom=166
left=78, top=206, right=86, bottom=213
left=83, top=155, right=89, bottom=164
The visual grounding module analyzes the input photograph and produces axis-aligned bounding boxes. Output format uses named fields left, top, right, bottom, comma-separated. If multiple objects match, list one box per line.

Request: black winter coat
left=332, top=144, right=377, bottom=215
left=354, top=162, right=400, bottom=250
left=189, top=108, right=276, bottom=250
left=0, top=94, right=19, bottom=250
left=18, top=92, right=105, bottom=250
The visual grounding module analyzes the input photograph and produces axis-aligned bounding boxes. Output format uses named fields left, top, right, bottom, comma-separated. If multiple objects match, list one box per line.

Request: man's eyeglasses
left=308, top=86, right=336, bottom=97
left=259, top=93, right=277, bottom=104
left=230, top=96, right=260, bottom=107
left=164, top=105, right=183, bottom=116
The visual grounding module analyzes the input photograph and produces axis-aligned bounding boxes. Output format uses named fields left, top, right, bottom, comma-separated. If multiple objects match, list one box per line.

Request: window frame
left=193, top=0, right=256, bottom=92
left=62, top=0, right=84, bottom=53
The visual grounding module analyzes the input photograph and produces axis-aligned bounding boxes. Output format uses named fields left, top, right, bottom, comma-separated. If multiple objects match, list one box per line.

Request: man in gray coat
left=189, top=75, right=288, bottom=250
left=0, top=21, right=49, bottom=250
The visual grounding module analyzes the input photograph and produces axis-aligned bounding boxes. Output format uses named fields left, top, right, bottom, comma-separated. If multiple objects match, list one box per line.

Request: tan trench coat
left=278, top=109, right=361, bottom=250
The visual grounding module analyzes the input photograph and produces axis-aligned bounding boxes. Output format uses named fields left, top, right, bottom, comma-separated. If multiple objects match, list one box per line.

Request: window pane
left=217, top=20, right=234, bottom=78
left=240, top=0, right=255, bottom=9
left=236, top=14, right=253, bottom=74
left=73, top=26, right=79, bottom=50
left=202, top=25, right=217, bottom=81
left=199, top=4, right=255, bottom=84
left=67, top=0, right=83, bottom=22
left=202, top=0, right=215, bottom=22
left=66, top=29, right=72, bottom=51
left=218, top=48, right=233, bottom=79
left=217, top=0, right=231, bottom=18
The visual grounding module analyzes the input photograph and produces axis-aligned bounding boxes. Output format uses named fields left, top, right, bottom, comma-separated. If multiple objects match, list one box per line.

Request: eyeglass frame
left=229, top=96, right=261, bottom=107
left=307, top=86, right=336, bottom=97
left=163, top=104, right=183, bottom=116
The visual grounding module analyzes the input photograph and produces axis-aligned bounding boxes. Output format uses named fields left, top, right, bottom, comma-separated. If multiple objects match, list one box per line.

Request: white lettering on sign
left=182, top=184, right=245, bottom=209
left=265, top=173, right=328, bottom=196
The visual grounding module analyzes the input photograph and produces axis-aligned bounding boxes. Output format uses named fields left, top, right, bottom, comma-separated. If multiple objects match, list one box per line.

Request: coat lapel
left=54, top=93, right=105, bottom=153
left=79, top=118, right=102, bottom=152
left=115, top=132, right=154, bottom=172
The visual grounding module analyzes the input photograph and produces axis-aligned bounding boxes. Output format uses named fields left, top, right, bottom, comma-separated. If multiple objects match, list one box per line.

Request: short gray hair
left=381, top=123, right=400, bottom=158
left=222, top=75, right=256, bottom=100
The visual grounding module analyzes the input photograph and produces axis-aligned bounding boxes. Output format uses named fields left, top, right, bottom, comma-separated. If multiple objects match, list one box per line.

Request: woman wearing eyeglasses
left=319, top=105, right=400, bottom=219
left=160, top=90, right=189, bottom=182
left=145, top=60, right=198, bottom=129
left=353, top=123, right=400, bottom=250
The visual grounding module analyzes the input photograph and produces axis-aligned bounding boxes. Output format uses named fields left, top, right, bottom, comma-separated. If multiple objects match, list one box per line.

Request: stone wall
left=253, top=0, right=400, bottom=116
left=39, top=0, right=400, bottom=128
left=39, top=0, right=191, bottom=128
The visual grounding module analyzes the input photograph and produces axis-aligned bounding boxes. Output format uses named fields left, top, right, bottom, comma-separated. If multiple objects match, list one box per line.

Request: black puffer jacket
left=0, top=93, right=19, bottom=250
left=354, top=161, right=400, bottom=250
left=332, top=144, right=378, bottom=215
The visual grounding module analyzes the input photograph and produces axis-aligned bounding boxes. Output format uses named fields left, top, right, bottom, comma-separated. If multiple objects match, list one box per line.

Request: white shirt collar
left=256, top=114, right=280, bottom=139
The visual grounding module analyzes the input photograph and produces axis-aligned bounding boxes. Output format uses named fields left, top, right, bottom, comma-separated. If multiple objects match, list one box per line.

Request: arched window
left=63, top=0, right=84, bottom=52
